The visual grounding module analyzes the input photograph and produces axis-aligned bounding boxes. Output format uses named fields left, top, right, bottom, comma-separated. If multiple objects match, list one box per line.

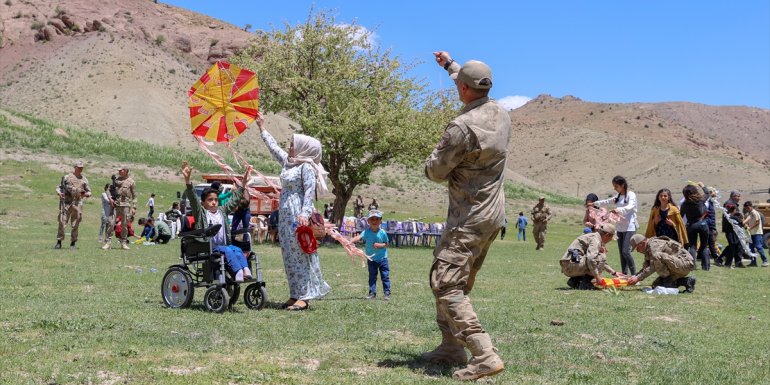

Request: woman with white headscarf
left=258, top=118, right=330, bottom=311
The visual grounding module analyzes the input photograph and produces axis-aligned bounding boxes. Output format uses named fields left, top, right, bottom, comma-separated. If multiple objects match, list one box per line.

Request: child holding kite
left=182, top=162, right=253, bottom=282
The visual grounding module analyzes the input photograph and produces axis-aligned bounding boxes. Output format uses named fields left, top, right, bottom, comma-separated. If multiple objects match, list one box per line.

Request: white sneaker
left=762, top=261, right=769, bottom=267
left=101, top=242, right=111, bottom=250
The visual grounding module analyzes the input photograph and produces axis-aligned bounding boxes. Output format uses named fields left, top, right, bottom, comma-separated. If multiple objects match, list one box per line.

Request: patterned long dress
left=261, top=131, right=331, bottom=301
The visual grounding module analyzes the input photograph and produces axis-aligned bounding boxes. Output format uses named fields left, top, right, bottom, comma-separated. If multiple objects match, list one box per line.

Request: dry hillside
left=0, top=0, right=297, bottom=150
left=1, top=0, right=768, bottom=208
left=508, top=95, right=770, bottom=204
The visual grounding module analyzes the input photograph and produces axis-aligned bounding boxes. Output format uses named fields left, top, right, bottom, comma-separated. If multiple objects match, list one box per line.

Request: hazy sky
left=164, top=1, right=770, bottom=109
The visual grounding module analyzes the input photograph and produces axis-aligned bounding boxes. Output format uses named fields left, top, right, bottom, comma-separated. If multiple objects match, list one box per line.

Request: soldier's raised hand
left=433, top=51, right=452, bottom=68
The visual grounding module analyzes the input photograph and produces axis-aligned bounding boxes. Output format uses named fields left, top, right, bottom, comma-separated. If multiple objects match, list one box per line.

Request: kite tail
left=195, top=137, right=276, bottom=200
left=327, top=229, right=371, bottom=267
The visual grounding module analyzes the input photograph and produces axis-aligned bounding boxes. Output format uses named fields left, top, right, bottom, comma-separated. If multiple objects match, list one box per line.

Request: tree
left=234, top=10, right=457, bottom=223
left=244, top=23, right=252, bottom=32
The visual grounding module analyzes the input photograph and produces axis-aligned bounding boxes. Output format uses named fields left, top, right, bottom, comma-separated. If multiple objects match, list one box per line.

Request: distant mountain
left=508, top=94, right=769, bottom=201
left=1, top=0, right=768, bottom=203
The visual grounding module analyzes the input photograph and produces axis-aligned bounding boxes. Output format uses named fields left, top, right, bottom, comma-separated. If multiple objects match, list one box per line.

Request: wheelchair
left=160, top=224, right=268, bottom=313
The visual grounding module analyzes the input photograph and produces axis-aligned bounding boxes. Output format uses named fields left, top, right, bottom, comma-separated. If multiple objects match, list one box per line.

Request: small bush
left=210, top=39, right=219, bottom=47
left=4, top=0, right=12, bottom=6
left=30, top=21, right=44, bottom=30
left=154, top=34, right=165, bottom=46
left=168, top=68, right=176, bottom=74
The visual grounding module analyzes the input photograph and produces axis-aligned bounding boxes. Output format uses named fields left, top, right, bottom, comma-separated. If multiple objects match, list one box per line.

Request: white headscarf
left=286, top=134, right=329, bottom=194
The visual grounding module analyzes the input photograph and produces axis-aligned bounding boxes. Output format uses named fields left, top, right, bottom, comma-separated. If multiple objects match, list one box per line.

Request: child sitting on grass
left=349, top=210, right=391, bottom=300
left=182, top=162, right=253, bottom=282
left=140, top=217, right=156, bottom=242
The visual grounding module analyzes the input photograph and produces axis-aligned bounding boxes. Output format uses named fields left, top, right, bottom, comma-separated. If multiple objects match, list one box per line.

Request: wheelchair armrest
left=180, top=224, right=222, bottom=238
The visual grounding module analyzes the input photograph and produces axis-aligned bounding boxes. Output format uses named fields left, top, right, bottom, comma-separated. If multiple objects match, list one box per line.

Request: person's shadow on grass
left=376, top=351, right=455, bottom=377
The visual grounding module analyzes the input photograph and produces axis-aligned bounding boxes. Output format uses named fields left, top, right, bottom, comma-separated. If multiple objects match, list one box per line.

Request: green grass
left=505, top=182, right=583, bottom=205
left=2, top=159, right=769, bottom=385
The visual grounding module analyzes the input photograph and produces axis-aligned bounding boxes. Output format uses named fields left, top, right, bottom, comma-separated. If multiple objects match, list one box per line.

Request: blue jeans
left=517, top=228, right=526, bottom=241
left=231, top=208, right=251, bottom=235
left=750, top=234, right=768, bottom=263
left=367, top=257, right=391, bottom=295
left=214, top=245, right=248, bottom=273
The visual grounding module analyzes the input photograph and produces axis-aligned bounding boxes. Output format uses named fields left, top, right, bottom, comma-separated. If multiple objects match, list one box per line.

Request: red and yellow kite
left=188, top=61, right=259, bottom=143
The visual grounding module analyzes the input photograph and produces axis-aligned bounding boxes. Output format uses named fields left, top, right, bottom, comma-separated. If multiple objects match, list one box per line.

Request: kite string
left=195, top=137, right=274, bottom=201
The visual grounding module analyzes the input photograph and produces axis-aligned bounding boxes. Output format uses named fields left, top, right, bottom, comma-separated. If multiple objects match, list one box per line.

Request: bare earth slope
left=0, top=0, right=292, bottom=150
left=508, top=95, right=769, bottom=202
left=1, top=0, right=768, bottom=205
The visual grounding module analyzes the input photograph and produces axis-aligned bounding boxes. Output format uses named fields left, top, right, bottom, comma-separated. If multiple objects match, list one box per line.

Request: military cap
left=450, top=60, right=493, bottom=90
left=629, top=234, right=646, bottom=249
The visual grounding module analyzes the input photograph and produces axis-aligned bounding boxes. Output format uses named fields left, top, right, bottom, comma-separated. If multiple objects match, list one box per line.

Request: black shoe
left=736, top=263, right=746, bottom=268
left=577, top=275, right=596, bottom=290
left=684, top=277, right=696, bottom=293
left=384, top=293, right=391, bottom=301
left=748, top=262, right=758, bottom=267
left=69, top=241, right=76, bottom=250
left=366, top=293, right=376, bottom=300
left=54, top=241, right=62, bottom=249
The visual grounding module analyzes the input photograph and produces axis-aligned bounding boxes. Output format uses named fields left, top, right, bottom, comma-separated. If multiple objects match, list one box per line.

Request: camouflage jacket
left=113, top=176, right=137, bottom=208
left=57, top=173, right=90, bottom=205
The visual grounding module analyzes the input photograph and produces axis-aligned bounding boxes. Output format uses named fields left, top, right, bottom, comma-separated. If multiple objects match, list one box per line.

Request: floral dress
left=261, top=131, right=331, bottom=301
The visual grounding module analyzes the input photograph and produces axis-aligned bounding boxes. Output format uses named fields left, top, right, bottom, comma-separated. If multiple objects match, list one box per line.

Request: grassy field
left=2, top=159, right=770, bottom=385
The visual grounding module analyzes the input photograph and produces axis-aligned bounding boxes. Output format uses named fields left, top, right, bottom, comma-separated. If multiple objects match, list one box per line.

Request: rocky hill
left=0, top=0, right=296, bottom=150
left=1, top=0, right=768, bottom=206
left=508, top=95, right=769, bottom=203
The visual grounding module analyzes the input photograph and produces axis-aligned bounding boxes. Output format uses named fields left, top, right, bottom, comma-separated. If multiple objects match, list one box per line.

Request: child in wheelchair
left=182, top=162, right=253, bottom=282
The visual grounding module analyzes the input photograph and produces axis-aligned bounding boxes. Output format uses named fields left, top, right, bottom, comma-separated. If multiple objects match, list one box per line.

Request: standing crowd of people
left=557, top=175, right=766, bottom=294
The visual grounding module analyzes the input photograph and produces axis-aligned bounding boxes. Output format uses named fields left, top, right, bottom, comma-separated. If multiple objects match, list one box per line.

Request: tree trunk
left=331, top=189, right=353, bottom=229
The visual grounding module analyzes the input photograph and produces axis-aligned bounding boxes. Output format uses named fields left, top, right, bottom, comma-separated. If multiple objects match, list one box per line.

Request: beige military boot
left=452, top=333, right=504, bottom=381
left=420, top=332, right=467, bottom=365
left=101, top=242, right=111, bottom=250
left=121, top=242, right=130, bottom=250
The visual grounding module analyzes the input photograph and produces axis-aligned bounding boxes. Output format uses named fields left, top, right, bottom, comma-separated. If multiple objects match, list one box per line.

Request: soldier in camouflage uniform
left=626, top=234, right=696, bottom=293
left=422, top=51, right=510, bottom=381
left=560, top=223, right=622, bottom=289
left=102, top=167, right=137, bottom=250
left=531, top=197, right=551, bottom=250
left=55, top=161, right=91, bottom=249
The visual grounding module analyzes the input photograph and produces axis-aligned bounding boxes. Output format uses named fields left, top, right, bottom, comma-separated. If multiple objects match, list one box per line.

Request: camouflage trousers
left=105, top=206, right=130, bottom=243
left=533, top=222, right=547, bottom=249
left=430, top=226, right=500, bottom=344
left=57, top=202, right=83, bottom=242
left=649, top=249, right=694, bottom=280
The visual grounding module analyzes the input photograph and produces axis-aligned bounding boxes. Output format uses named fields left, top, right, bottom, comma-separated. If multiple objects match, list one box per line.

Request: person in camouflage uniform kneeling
left=560, top=223, right=622, bottom=290
left=626, top=234, right=696, bottom=293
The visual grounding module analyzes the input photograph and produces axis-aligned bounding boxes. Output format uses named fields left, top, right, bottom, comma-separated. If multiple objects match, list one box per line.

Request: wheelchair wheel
left=227, top=283, right=240, bottom=308
left=244, top=283, right=267, bottom=310
left=203, top=286, right=229, bottom=313
left=161, top=266, right=194, bottom=309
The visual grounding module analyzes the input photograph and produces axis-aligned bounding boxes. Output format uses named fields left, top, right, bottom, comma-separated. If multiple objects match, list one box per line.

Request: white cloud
left=497, top=95, right=532, bottom=110
left=336, top=23, right=378, bottom=48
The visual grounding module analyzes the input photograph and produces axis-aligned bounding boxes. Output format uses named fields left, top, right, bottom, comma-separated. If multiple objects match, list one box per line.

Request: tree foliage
left=234, top=10, right=457, bottom=221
